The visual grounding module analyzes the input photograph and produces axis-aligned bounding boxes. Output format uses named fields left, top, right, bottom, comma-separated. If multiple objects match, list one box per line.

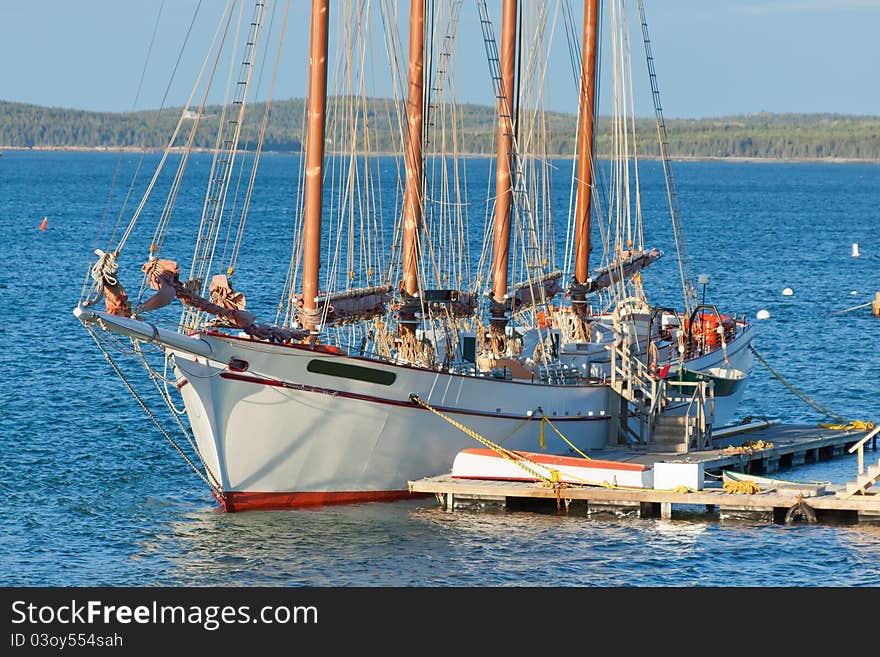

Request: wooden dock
left=408, top=423, right=880, bottom=524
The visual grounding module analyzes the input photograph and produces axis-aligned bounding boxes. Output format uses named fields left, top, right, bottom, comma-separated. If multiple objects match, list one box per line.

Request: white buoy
left=782, top=287, right=793, bottom=296
left=852, top=243, right=860, bottom=257
left=851, top=290, right=858, bottom=295
left=756, top=309, right=770, bottom=320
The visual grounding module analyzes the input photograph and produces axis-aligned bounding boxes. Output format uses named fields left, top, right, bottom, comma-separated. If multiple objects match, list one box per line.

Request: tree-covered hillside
left=3, top=99, right=880, bottom=160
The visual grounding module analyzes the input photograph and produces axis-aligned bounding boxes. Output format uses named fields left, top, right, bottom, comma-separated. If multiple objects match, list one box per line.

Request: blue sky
left=2, top=0, right=879, bottom=118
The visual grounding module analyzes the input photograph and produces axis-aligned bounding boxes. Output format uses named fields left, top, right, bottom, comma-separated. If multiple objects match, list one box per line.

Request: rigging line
left=637, top=0, right=696, bottom=315
left=228, top=0, right=290, bottom=276
left=376, top=0, right=408, bottom=285
left=191, top=0, right=247, bottom=291
left=142, top=2, right=238, bottom=274
left=620, top=0, right=637, bottom=251
left=176, top=7, right=250, bottom=331
left=84, top=327, right=225, bottom=500
left=117, top=0, right=237, bottom=259
left=81, top=0, right=171, bottom=302
left=520, top=0, right=558, bottom=271
left=276, top=93, right=309, bottom=327
left=111, top=0, right=213, bottom=256
left=192, top=0, right=267, bottom=297
left=134, top=342, right=209, bottom=468
left=102, top=0, right=167, bottom=251
left=220, top=0, right=280, bottom=274
left=560, top=0, right=613, bottom=282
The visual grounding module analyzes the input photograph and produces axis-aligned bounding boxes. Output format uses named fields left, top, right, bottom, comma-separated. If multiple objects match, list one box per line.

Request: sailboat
left=74, top=0, right=753, bottom=511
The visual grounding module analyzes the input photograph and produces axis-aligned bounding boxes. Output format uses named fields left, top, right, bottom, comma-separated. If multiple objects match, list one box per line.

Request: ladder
left=637, top=0, right=697, bottom=317
left=184, top=0, right=267, bottom=329
left=424, top=0, right=464, bottom=143
left=476, top=0, right=544, bottom=283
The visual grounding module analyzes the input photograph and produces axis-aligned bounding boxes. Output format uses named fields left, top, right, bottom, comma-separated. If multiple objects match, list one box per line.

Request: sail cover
left=511, top=271, right=563, bottom=314
left=298, top=285, right=393, bottom=326
left=569, top=248, right=662, bottom=296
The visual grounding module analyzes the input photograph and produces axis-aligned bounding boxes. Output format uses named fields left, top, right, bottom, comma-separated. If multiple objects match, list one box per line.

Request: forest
left=3, top=99, right=880, bottom=160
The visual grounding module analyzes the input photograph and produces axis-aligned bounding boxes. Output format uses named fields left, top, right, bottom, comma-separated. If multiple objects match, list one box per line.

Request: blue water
left=1, top=150, right=879, bottom=587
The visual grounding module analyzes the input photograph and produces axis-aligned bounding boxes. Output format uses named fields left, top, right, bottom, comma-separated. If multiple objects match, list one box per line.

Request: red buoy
left=39, top=217, right=48, bottom=231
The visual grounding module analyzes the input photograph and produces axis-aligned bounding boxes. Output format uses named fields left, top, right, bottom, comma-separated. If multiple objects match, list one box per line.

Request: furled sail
left=510, top=270, right=563, bottom=314
left=297, top=285, right=393, bottom=327
left=138, top=258, right=308, bottom=343
left=568, top=248, right=662, bottom=296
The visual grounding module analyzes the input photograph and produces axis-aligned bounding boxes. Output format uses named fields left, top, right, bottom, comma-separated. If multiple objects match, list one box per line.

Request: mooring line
left=748, top=344, right=872, bottom=430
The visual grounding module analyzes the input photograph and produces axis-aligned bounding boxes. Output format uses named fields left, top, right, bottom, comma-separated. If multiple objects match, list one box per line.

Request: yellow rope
left=539, top=414, right=592, bottom=460
left=499, top=414, right=536, bottom=446
left=723, top=479, right=761, bottom=495
left=409, top=395, right=559, bottom=485
left=410, top=395, right=621, bottom=490
left=818, top=420, right=875, bottom=431
left=722, top=439, right=774, bottom=454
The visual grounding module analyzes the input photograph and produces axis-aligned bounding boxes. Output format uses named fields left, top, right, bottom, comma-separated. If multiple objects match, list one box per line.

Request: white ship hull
left=170, top=331, right=614, bottom=510
left=75, top=308, right=752, bottom=510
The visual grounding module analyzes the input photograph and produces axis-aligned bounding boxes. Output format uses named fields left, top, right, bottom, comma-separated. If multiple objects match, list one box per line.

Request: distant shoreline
left=3, top=144, right=879, bottom=164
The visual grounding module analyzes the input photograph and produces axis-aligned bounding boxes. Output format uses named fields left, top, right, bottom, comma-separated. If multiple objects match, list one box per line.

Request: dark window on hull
left=306, top=359, right=397, bottom=386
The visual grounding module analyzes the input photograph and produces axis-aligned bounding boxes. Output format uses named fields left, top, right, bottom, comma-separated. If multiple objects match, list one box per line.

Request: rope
left=826, top=301, right=872, bottom=316
left=722, top=439, right=774, bottom=455
left=409, top=395, right=625, bottom=490
left=749, top=344, right=868, bottom=426
left=818, top=420, right=875, bottom=431
left=538, top=412, right=591, bottom=460
left=409, top=394, right=558, bottom=485
left=85, top=327, right=226, bottom=502
left=723, top=479, right=761, bottom=495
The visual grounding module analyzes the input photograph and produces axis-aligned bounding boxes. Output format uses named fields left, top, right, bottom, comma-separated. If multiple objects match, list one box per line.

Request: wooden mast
left=490, top=0, right=518, bottom=330
left=301, top=0, right=329, bottom=335
left=399, top=0, right=426, bottom=334
left=572, top=0, right=599, bottom=310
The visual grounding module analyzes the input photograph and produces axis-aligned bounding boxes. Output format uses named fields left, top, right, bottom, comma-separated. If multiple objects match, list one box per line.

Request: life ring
left=783, top=498, right=817, bottom=523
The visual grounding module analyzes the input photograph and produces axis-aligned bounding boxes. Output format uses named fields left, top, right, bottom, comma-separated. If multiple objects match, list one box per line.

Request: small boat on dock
left=669, top=365, right=747, bottom=398
left=721, top=470, right=828, bottom=496
left=451, top=448, right=654, bottom=489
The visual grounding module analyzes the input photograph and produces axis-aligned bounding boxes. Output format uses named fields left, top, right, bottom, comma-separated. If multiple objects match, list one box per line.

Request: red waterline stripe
left=218, top=371, right=610, bottom=422
left=218, top=489, right=428, bottom=512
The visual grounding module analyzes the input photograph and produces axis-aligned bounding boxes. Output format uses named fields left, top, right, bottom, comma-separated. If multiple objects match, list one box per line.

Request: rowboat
left=721, top=470, right=828, bottom=496
left=451, top=448, right=654, bottom=489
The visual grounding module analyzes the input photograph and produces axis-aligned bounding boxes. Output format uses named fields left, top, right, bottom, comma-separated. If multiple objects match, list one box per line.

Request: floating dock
left=409, top=423, right=880, bottom=524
